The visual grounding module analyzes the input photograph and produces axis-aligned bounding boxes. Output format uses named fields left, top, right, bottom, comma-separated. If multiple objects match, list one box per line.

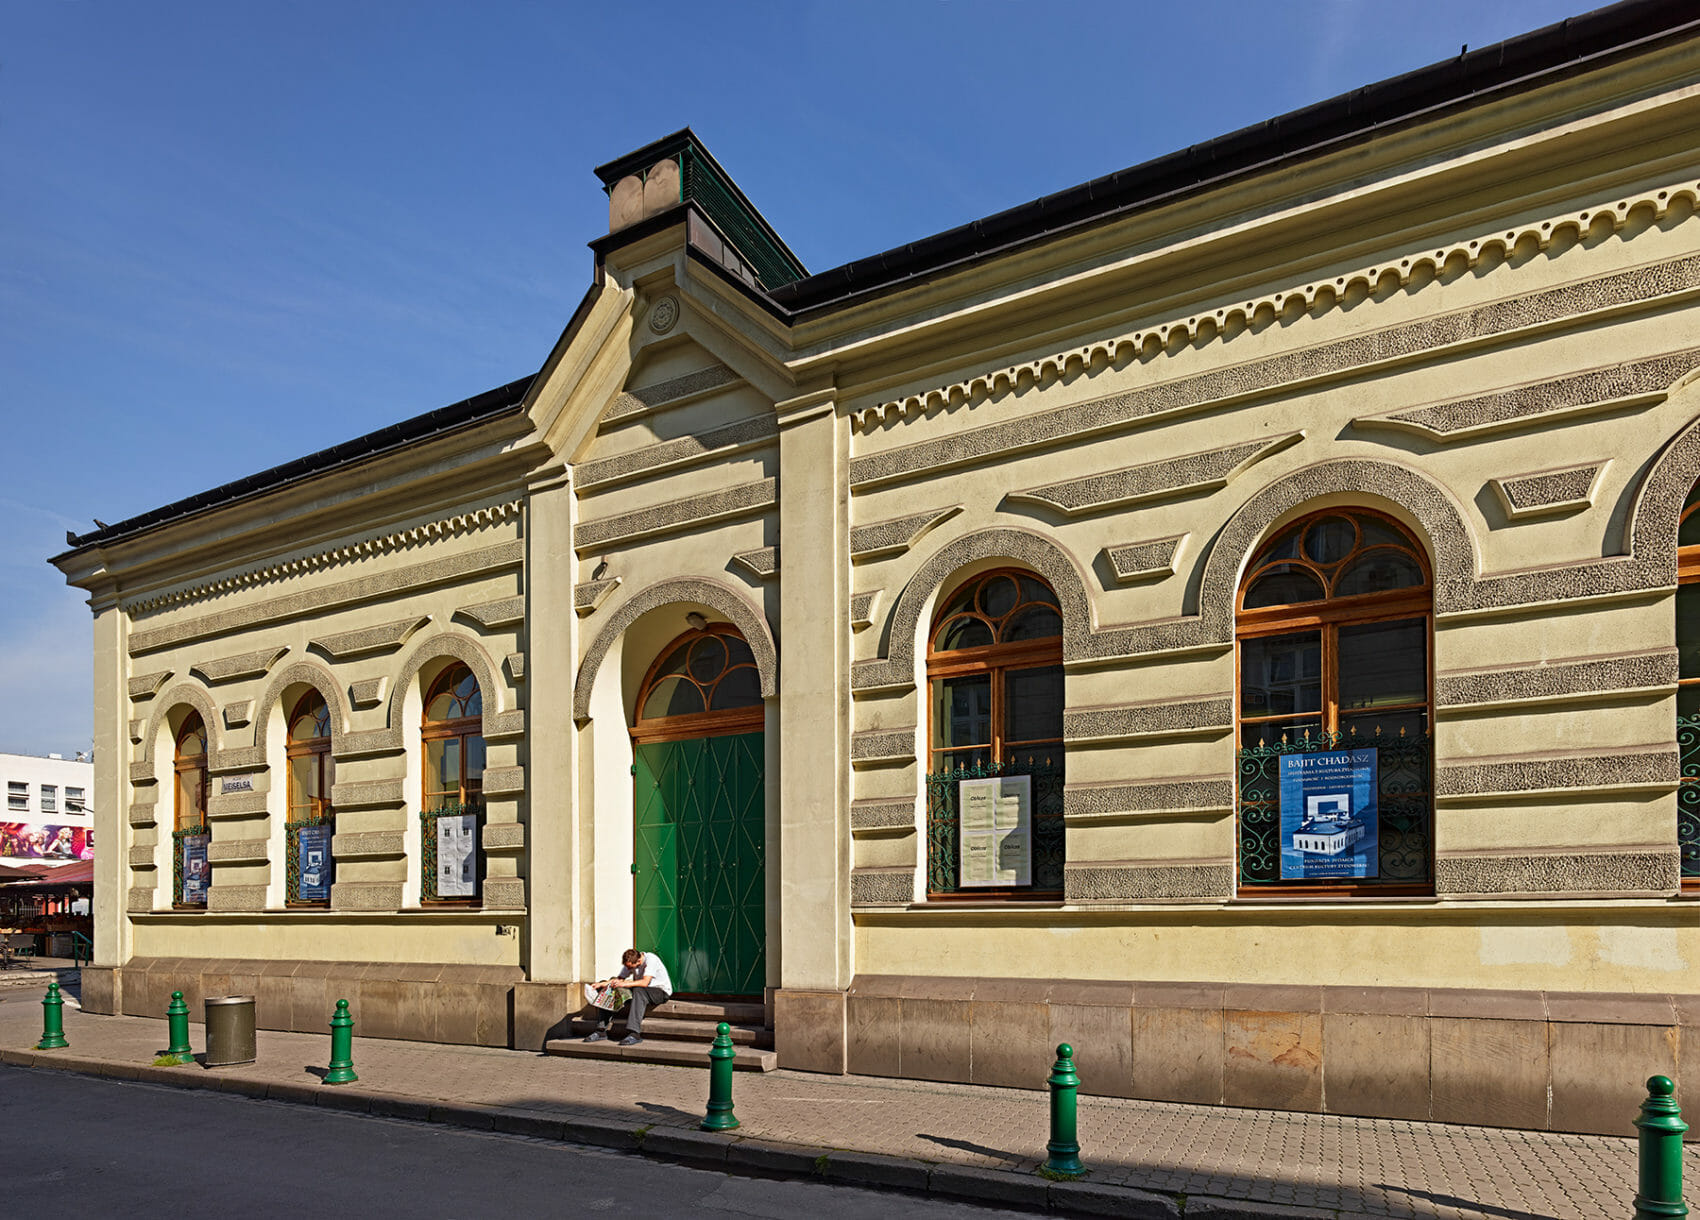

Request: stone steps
left=544, top=1036, right=777, bottom=1071
left=566, top=1014, right=773, bottom=1048
left=648, top=998, right=765, bottom=1025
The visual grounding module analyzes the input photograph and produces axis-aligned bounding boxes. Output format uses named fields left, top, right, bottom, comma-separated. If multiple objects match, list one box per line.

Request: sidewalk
left=0, top=988, right=1689, bottom=1220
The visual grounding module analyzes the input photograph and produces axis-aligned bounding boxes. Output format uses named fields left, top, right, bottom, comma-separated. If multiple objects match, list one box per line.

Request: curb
left=3, top=1046, right=1361, bottom=1219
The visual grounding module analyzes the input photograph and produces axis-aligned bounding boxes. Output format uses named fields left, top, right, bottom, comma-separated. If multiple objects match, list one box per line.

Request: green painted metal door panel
left=633, top=730, right=765, bottom=997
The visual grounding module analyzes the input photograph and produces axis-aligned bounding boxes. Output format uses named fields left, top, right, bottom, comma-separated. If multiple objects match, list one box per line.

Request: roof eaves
left=764, top=0, right=1700, bottom=315
left=54, top=373, right=537, bottom=560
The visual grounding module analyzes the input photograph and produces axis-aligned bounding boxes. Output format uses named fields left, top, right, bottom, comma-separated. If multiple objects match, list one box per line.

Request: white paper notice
left=436, top=813, right=477, bottom=898
left=958, top=775, right=1032, bottom=887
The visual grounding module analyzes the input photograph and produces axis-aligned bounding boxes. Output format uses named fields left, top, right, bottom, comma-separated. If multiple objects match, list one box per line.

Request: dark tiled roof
left=764, top=0, right=1700, bottom=314
left=58, top=373, right=535, bottom=556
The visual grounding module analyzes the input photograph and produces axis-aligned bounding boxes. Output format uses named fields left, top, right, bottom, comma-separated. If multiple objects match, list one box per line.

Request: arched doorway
left=631, top=624, right=766, bottom=998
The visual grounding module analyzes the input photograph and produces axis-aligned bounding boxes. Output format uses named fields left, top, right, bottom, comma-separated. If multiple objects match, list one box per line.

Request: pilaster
left=775, top=389, right=850, bottom=993
left=91, top=588, right=130, bottom=968
left=524, top=466, right=577, bottom=980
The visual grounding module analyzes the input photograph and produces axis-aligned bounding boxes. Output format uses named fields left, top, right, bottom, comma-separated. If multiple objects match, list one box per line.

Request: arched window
left=1235, top=509, right=1433, bottom=894
left=173, top=712, right=210, bottom=907
left=925, top=569, right=1064, bottom=899
left=286, top=691, right=336, bottom=906
left=633, top=625, right=763, bottom=741
left=421, top=663, right=484, bottom=903
left=1675, top=484, right=1700, bottom=886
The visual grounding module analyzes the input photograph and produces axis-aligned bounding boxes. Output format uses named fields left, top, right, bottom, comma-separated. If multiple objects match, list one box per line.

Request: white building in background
left=0, top=751, right=94, bottom=868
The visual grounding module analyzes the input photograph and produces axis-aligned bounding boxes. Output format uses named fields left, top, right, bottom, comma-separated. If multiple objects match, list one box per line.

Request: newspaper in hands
left=583, top=981, right=629, bottom=1012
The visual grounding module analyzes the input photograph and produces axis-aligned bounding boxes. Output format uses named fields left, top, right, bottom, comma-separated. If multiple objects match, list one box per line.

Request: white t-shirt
left=618, top=953, right=672, bottom=996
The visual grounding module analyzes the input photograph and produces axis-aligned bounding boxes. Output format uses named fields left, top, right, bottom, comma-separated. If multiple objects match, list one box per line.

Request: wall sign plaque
left=958, top=774, right=1031, bottom=887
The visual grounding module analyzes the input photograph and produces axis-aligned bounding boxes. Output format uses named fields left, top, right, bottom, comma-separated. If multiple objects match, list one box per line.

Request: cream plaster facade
left=52, top=4, right=1700, bottom=1133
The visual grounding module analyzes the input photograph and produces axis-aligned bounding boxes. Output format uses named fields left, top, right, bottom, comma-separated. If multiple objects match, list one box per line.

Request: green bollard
left=36, top=981, right=68, bottom=1050
left=701, top=1021, right=740, bottom=1131
left=324, top=998, right=358, bottom=1085
left=1043, top=1042, right=1084, bottom=1178
left=163, top=990, right=194, bottom=1064
left=1635, top=1075, right=1689, bottom=1220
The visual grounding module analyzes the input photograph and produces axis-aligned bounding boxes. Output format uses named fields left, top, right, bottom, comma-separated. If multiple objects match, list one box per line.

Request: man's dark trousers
left=601, top=986, right=669, bottom=1037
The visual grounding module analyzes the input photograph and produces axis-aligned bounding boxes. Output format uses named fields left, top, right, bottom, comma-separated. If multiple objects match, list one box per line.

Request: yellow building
left=52, top=1, right=1700, bottom=1134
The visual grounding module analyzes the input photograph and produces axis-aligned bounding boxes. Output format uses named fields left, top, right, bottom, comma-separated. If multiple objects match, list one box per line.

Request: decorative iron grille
left=420, top=801, right=483, bottom=903
left=1236, top=728, right=1432, bottom=886
left=1679, top=714, right=1700, bottom=880
left=171, top=824, right=209, bottom=907
left=926, top=756, right=1064, bottom=896
left=285, top=805, right=336, bottom=905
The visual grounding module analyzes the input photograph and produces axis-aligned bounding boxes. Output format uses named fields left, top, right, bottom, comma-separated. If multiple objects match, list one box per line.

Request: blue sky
left=1, top=0, right=1589, bottom=755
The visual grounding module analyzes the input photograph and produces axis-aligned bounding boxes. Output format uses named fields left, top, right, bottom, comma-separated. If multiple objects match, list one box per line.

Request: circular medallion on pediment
left=648, top=295, right=680, bottom=334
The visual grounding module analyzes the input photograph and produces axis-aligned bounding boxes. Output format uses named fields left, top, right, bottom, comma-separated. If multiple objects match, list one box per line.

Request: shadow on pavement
left=916, top=1132, right=1019, bottom=1162
left=1376, top=1185, right=1564, bottom=1220
left=636, top=1100, right=700, bottom=1125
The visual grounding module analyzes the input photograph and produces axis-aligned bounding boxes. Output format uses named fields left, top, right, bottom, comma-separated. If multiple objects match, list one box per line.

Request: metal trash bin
left=204, top=995, right=256, bottom=1067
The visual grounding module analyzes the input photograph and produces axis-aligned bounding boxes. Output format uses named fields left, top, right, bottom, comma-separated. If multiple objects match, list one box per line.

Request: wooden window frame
left=631, top=623, right=765, bottom=745
left=1677, top=499, right=1700, bottom=891
left=926, top=568, right=1064, bottom=902
left=173, top=712, right=210, bottom=909
left=422, top=664, right=485, bottom=906
left=1235, top=509, right=1435, bottom=898
left=285, top=690, right=335, bottom=908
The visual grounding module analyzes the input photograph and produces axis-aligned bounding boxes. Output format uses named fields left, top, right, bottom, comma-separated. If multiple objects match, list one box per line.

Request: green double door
left=632, top=730, right=766, bottom=998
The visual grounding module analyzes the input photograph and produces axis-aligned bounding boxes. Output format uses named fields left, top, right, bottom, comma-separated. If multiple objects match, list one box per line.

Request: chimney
left=593, top=128, right=807, bottom=293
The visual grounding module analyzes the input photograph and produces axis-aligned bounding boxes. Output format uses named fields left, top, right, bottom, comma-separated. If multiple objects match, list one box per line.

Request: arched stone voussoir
left=573, top=576, right=778, bottom=722
left=250, top=659, right=353, bottom=756
left=1627, top=399, right=1700, bottom=585
left=871, top=527, right=1095, bottom=683
left=1199, top=458, right=1478, bottom=627
left=387, top=630, right=508, bottom=737
left=138, top=680, right=222, bottom=765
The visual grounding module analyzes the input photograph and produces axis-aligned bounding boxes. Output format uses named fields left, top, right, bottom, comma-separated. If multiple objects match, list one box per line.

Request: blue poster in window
left=1278, top=748, right=1378, bottom=879
left=181, top=833, right=210, bottom=905
left=296, top=823, right=333, bottom=902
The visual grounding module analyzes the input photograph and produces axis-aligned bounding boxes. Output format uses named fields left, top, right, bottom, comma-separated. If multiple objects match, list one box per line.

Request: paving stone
left=562, top=1118, right=641, bottom=1150
left=821, top=1149, right=931, bottom=1191
left=1047, top=1179, right=1181, bottom=1218
left=491, top=1110, right=568, bottom=1139
left=928, top=1163, right=1052, bottom=1208
left=1184, top=1196, right=1335, bottom=1220
left=314, top=1087, right=371, bottom=1114
left=430, top=1101, right=494, bottom=1128
left=361, top=1092, right=434, bottom=1121
left=725, top=1138, right=826, bottom=1175
left=642, top=1125, right=735, bottom=1164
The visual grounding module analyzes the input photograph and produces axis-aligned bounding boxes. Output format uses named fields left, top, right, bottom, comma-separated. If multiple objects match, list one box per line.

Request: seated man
left=585, top=947, right=672, bottom=1046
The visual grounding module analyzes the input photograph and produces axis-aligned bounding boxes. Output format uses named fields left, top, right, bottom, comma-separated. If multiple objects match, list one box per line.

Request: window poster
left=958, top=775, right=1032, bottom=887
left=436, top=813, right=478, bottom=898
left=295, top=823, right=333, bottom=902
left=181, top=833, right=211, bottom=905
left=1278, top=748, right=1378, bottom=879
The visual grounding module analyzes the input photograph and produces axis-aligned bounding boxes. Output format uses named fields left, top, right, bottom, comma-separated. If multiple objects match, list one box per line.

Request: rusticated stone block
left=1430, top=1017, right=1548, bottom=1128
left=1321, top=1011, right=1430, bottom=1121
left=1133, top=984, right=1223, bottom=1105
left=899, top=992, right=972, bottom=1084
left=969, top=983, right=1052, bottom=1089
left=1222, top=1002, right=1322, bottom=1112
left=774, top=988, right=847, bottom=1074
left=846, top=993, right=901, bottom=1078
left=512, top=981, right=579, bottom=1050
left=1549, top=1020, right=1677, bottom=1137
